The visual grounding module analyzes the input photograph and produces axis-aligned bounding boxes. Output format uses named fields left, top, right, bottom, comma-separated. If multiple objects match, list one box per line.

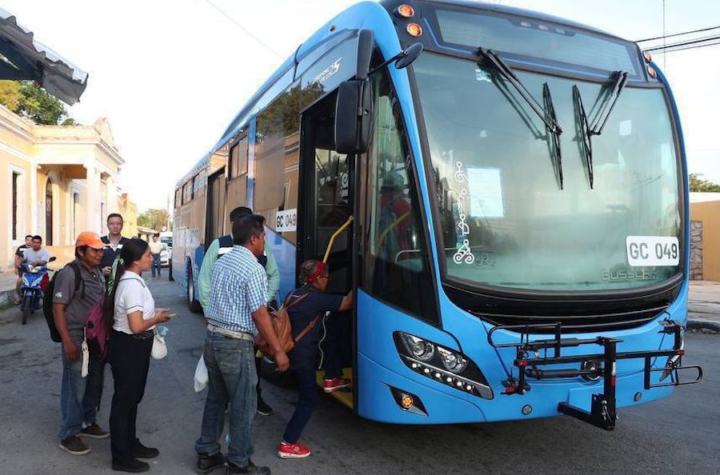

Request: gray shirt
left=52, top=259, right=106, bottom=347
left=23, top=248, right=50, bottom=265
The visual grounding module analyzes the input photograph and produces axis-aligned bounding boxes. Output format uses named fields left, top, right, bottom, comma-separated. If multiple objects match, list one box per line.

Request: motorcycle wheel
left=21, top=295, right=32, bottom=325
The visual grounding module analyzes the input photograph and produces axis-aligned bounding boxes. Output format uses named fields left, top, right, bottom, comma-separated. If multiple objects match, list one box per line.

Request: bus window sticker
left=452, top=159, right=475, bottom=265
left=467, top=167, right=504, bottom=218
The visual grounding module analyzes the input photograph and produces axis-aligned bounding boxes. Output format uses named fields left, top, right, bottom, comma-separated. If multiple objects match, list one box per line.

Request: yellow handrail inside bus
left=323, top=216, right=354, bottom=263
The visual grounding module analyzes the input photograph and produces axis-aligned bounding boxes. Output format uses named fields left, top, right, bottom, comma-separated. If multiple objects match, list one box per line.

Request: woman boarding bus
left=172, top=0, right=701, bottom=429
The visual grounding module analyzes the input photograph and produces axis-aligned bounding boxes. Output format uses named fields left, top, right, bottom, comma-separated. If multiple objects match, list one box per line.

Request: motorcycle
left=19, top=256, right=56, bottom=325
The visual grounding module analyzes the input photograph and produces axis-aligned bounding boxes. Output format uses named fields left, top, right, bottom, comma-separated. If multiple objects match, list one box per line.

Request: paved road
left=0, top=277, right=717, bottom=475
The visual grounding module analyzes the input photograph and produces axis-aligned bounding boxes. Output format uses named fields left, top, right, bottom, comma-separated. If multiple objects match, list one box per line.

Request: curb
left=687, top=318, right=720, bottom=333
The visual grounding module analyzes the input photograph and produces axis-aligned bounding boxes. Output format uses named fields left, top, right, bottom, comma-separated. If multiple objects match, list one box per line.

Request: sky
left=3, top=0, right=720, bottom=211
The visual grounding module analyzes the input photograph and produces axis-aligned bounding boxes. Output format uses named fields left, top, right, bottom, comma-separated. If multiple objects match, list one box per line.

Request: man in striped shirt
left=195, top=214, right=288, bottom=475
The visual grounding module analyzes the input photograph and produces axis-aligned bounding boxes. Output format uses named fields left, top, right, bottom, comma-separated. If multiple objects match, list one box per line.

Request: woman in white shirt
left=103, top=238, right=171, bottom=473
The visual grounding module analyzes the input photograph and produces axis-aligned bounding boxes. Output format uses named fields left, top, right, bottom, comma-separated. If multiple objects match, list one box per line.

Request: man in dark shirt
left=100, top=213, right=129, bottom=277
left=52, top=232, right=109, bottom=456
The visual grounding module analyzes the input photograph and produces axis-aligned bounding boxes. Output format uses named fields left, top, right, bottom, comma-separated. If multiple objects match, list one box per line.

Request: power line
left=654, top=40, right=720, bottom=54
left=202, top=0, right=281, bottom=58
left=645, top=34, right=720, bottom=52
left=637, top=25, right=720, bottom=43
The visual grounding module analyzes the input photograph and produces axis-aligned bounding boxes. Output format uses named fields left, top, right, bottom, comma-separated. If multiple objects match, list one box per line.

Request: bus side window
left=361, top=71, right=438, bottom=323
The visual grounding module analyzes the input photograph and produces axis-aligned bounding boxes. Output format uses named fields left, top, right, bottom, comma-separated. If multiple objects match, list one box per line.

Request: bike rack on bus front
left=487, top=320, right=703, bottom=431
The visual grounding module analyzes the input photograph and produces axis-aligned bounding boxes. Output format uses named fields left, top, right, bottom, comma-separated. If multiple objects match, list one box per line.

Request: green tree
left=0, top=80, right=78, bottom=125
left=0, top=81, right=22, bottom=112
left=137, top=209, right=170, bottom=231
left=689, top=173, right=720, bottom=192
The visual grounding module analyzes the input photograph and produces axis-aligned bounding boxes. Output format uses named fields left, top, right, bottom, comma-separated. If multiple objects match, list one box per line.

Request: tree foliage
left=137, top=209, right=170, bottom=231
left=689, top=173, right=720, bottom=192
left=0, top=80, right=78, bottom=125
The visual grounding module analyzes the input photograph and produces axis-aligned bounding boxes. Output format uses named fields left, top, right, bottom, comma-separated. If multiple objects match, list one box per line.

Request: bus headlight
left=405, top=335, right=435, bottom=361
left=437, top=346, right=468, bottom=373
left=394, top=332, right=493, bottom=399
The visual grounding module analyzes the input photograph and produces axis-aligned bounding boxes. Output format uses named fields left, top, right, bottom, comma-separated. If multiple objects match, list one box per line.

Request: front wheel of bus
left=187, top=267, right=202, bottom=314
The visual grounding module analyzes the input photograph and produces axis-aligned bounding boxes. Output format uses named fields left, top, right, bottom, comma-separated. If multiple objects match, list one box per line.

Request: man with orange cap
left=52, top=232, right=109, bottom=456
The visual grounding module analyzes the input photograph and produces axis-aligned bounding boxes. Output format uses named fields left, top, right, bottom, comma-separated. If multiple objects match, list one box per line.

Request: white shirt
left=113, top=270, right=156, bottom=334
left=24, top=248, right=50, bottom=264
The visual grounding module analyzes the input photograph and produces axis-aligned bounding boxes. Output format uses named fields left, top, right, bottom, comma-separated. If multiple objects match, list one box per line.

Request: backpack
left=255, top=291, right=317, bottom=357
left=43, top=262, right=85, bottom=343
left=84, top=296, right=109, bottom=358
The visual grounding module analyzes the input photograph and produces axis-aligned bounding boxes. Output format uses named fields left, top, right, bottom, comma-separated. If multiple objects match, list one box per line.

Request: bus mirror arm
left=367, top=43, right=424, bottom=77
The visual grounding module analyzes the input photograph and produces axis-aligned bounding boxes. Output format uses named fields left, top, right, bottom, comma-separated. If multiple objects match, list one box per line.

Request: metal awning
left=0, top=8, right=88, bottom=105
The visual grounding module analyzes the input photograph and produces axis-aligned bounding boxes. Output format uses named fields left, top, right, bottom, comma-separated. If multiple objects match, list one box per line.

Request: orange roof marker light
left=406, top=23, right=423, bottom=37
left=395, top=4, right=415, bottom=18
left=643, top=51, right=652, bottom=63
left=647, top=65, right=657, bottom=78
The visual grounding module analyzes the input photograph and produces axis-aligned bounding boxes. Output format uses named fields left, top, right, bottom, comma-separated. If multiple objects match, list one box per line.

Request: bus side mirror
left=335, top=79, right=373, bottom=154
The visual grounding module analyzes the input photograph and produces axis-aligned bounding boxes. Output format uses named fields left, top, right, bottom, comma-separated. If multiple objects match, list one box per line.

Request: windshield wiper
left=543, top=83, right=564, bottom=189
left=477, top=48, right=564, bottom=189
left=573, top=71, right=628, bottom=189
left=477, top=48, right=563, bottom=135
left=573, top=85, right=594, bottom=188
left=590, top=71, right=628, bottom=135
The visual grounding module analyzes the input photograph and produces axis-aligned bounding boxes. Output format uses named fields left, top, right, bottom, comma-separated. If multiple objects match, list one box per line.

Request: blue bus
left=173, top=0, right=701, bottom=429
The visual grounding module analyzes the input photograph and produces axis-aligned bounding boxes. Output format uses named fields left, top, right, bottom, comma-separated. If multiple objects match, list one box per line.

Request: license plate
left=626, top=236, right=679, bottom=267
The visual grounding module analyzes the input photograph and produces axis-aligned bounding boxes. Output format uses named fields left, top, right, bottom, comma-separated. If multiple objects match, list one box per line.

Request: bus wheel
left=187, top=268, right=202, bottom=314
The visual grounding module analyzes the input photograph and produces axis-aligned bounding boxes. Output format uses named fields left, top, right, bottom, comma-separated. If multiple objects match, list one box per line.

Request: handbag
left=151, top=327, right=168, bottom=360
left=254, top=291, right=318, bottom=357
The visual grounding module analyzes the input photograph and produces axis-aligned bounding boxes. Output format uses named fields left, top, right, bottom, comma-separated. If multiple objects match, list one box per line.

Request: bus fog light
left=634, top=392, right=642, bottom=402
left=522, top=405, right=533, bottom=415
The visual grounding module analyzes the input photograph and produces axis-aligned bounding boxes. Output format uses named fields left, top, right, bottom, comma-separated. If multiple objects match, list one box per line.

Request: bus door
left=298, top=92, right=355, bottom=408
left=205, top=168, right=226, bottom=246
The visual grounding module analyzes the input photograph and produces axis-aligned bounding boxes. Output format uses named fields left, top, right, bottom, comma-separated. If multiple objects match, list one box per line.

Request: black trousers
left=108, top=330, right=153, bottom=464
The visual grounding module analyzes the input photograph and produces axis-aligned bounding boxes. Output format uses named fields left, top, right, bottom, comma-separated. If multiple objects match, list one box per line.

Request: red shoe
left=323, top=377, right=351, bottom=393
left=278, top=442, right=311, bottom=459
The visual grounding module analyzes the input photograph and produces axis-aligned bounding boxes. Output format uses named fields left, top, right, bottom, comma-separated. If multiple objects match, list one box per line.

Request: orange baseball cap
left=75, top=232, right=105, bottom=250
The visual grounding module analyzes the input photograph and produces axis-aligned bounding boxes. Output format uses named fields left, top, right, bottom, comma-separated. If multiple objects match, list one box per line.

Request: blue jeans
left=195, top=332, right=257, bottom=467
left=151, top=254, right=161, bottom=276
left=58, top=345, right=105, bottom=440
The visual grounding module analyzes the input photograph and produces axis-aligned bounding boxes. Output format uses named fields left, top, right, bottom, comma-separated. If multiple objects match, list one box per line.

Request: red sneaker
left=323, top=377, right=351, bottom=393
left=278, top=442, right=311, bottom=459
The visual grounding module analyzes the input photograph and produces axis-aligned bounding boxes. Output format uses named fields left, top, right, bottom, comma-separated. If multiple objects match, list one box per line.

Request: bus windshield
left=413, top=52, right=682, bottom=292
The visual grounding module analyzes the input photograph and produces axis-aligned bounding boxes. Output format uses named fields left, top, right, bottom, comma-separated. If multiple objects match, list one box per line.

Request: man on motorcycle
left=16, top=236, right=50, bottom=303
left=14, top=235, right=33, bottom=305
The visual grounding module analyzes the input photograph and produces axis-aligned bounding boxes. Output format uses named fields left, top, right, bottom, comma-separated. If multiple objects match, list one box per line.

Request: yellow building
left=1, top=104, right=126, bottom=268
left=690, top=193, right=720, bottom=281
left=118, top=192, right=139, bottom=239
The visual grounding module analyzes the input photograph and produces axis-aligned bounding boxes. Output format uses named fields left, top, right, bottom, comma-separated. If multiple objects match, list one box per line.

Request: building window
left=72, top=192, right=80, bottom=238
left=12, top=172, right=20, bottom=240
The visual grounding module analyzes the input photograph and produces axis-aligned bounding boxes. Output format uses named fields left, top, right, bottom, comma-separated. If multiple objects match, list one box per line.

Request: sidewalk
left=0, top=271, right=17, bottom=307
left=688, top=280, right=720, bottom=332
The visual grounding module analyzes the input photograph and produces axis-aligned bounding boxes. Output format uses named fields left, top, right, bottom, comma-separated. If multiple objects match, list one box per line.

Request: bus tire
left=187, top=267, right=202, bottom=314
